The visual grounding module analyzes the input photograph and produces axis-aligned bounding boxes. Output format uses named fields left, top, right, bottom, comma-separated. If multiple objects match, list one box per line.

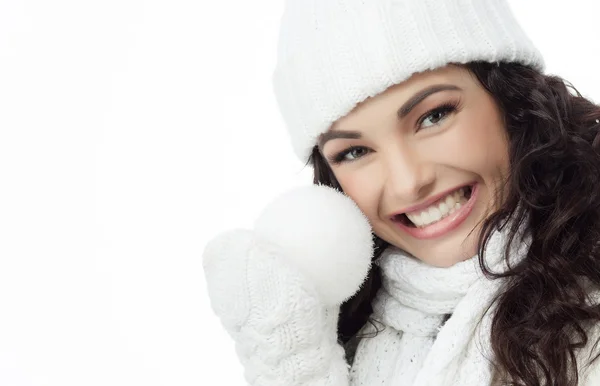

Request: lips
left=398, top=185, right=473, bottom=228
left=390, top=183, right=479, bottom=240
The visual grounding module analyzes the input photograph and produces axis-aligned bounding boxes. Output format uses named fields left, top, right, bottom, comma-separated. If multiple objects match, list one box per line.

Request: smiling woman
left=317, top=65, right=510, bottom=267
left=203, top=0, right=600, bottom=385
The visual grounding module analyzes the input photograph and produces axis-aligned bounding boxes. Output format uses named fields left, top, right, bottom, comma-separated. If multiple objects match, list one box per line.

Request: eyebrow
left=317, top=84, right=462, bottom=150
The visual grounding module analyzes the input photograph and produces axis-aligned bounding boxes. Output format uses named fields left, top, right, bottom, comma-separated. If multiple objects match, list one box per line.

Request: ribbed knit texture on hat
left=272, top=0, right=545, bottom=162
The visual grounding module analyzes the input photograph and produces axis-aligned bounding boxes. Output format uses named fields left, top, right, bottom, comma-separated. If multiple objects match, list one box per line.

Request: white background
left=0, top=1, right=598, bottom=385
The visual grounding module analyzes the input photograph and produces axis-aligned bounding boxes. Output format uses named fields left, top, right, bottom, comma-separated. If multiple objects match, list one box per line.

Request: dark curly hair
left=308, top=61, right=600, bottom=385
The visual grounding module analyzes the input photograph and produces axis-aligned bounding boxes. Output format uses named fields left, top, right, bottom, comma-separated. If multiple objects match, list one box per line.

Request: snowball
left=254, top=185, right=373, bottom=306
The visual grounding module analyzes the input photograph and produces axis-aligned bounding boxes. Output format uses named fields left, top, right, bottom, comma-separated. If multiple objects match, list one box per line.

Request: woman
left=203, top=0, right=600, bottom=384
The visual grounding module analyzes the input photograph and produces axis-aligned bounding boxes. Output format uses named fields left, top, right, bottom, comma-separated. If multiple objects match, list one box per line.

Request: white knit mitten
left=203, top=185, right=373, bottom=386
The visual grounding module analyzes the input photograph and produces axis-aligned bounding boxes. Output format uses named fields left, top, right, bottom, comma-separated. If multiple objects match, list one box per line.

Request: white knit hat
left=272, top=0, right=545, bottom=163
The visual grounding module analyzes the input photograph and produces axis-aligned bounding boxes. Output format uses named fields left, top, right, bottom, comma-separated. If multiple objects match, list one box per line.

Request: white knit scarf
left=349, top=223, right=531, bottom=385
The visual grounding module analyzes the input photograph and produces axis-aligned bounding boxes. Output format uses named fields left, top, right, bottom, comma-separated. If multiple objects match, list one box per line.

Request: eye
left=329, top=146, right=370, bottom=165
left=418, top=102, right=459, bottom=130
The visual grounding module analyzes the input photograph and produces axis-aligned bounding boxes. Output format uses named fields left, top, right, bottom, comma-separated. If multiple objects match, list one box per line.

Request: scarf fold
left=349, top=223, right=531, bottom=386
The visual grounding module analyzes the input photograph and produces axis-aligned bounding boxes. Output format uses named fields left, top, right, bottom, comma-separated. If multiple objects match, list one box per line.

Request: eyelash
left=328, top=101, right=460, bottom=165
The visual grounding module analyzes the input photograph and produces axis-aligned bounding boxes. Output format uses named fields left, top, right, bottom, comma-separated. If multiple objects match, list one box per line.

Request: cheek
left=467, top=122, right=510, bottom=175
left=468, top=103, right=509, bottom=165
left=334, top=169, right=382, bottom=220
left=446, top=113, right=510, bottom=206
left=435, top=114, right=509, bottom=173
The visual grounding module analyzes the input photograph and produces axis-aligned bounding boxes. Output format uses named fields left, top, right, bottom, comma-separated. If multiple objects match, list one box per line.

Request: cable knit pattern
left=272, top=0, right=545, bottom=162
left=203, top=229, right=350, bottom=385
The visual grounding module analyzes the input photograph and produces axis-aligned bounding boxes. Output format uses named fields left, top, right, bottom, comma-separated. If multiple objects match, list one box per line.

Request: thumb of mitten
left=202, top=228, right=254, bottom=331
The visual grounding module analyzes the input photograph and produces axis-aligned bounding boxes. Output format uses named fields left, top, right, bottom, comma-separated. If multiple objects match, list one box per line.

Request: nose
left=382, top=145, right=436, bottom=205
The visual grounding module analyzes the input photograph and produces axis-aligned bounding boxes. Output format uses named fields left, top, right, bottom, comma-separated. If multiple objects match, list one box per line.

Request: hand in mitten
left=202, top=185, right=373, bottom=386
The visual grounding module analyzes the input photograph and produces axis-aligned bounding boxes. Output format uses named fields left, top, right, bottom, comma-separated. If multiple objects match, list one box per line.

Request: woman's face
left=319, top=65, right=510, bottom=267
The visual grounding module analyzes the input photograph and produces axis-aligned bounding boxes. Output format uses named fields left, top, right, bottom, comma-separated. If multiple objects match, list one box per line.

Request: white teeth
left=430, top=207, right=442, bottom=223
left=439, top=202, right=449, bottom=213
left=445, top=194, right=454, bottom=208
left=405, top=187, right=470, bottom=228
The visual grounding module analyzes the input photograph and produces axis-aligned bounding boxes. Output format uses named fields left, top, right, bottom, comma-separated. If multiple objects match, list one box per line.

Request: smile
left=391, top=183, right=478, bottom=240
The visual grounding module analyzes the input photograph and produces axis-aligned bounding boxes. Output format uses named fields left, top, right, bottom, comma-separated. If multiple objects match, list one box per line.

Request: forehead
left=331, top=64, right=474, bottom=130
